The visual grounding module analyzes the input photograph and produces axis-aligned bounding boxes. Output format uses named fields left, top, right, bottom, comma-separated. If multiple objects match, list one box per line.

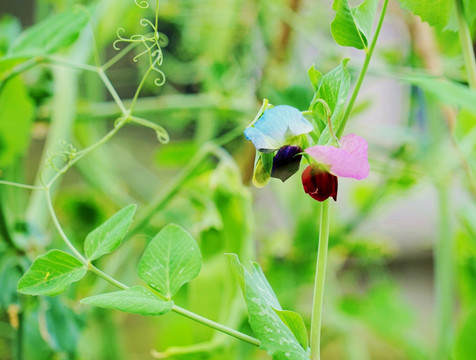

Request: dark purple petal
left=271, top=146, right=303, bottom=182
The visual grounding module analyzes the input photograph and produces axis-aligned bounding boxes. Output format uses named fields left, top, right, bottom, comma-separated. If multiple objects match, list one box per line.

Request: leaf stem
left=336, top=0, right=389, bottom=138
left=455, top=0, right=476, bottom=89
left=45, top=190, right=88, bottom=264
left=310, top=199, right=331, bottom=360
left=172, top=305, right=260, bottom=347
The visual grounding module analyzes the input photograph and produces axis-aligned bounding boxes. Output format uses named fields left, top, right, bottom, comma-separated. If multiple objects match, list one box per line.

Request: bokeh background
left=1, top=0, right=476, bottom=359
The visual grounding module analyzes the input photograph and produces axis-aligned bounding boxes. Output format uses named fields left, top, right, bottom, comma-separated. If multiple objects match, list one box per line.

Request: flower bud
left=301, top=164, right=338, bottom=201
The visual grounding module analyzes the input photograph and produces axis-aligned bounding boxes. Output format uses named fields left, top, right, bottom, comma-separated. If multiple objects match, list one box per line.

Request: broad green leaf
left=398, top=0, right=453, bottom=30
left=81, top=286, right=173, bottom=316
left=0, top=76, right=34, bottom=167
left=7, top=7, right=89, bottom=57
left=229, top=255, right=309, bottom=359
left=331, top=0, right=377, bottom=50
left=399, top=74, right=476, bottom=115
left=454, top=308, right=476, bottom=360
left=274, top=309, right=309, bottom=351
left=137, top=224, right=201, bottom=299
left=17, top=250, right=86, bottom=296
left=84, top=204, right=136, bottom=261
left=315, top=59, right=351, bottom=145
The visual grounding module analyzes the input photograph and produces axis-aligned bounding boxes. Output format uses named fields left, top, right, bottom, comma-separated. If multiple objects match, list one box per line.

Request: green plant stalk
left=336, top=0, right=389, bottom=138
left=455, top=0, right=476, bottom=89
left=310, top=200, right=331, bottom=360
left=435, top=184, right=453, bottom=360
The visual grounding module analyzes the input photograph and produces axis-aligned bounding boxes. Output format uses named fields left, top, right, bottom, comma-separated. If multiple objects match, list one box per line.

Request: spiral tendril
left=134, top=0, right=149, bottom=9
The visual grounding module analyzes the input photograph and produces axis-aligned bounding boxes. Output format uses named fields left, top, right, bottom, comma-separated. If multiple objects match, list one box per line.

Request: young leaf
left=137, top=224, right=201, bottom=299
left=398, top=0, right=453, bottom=31
left=84, top=204, right=137, bottom=261
left=274, top=309, right=309, bottom=351
left=17, top=250, right=86, bottom=296
left=331, top=0, right=377, bottom=50
left=228, top=255, right=309, bottom=358
left=315, top=59, right=351, bottom=145
left=81, top=286, right=174, bottom=316
left=7, top=7, right=90, bottom=57
left=353, top=0, right=379, bottom=42
left=308, top=64, right=322, bottom=92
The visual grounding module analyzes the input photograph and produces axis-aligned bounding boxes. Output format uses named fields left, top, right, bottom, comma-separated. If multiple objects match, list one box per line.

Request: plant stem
left=455, top=0, right=476, bottom=89
left=336, top=0, right=389, bottom=138
left=45, top=190, right=88, bottom=263
left=172, top=305, right=260, bottom=347
left=434, top=184, right=453, bottom=360
left=310, top=200, right=331, bottom=360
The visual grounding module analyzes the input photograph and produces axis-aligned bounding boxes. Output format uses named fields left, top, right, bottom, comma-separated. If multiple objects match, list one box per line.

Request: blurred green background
left=1, top=0, right=476, bottom=359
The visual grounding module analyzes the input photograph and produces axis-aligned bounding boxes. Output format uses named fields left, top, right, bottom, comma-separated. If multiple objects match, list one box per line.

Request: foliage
left=0, top=0, right=476, bottom=359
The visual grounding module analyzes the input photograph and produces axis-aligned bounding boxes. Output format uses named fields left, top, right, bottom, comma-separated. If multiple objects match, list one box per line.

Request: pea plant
left=1, top=0, right=476, bottom=359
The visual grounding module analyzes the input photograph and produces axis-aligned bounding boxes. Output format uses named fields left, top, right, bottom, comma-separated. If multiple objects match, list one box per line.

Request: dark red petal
left=301, top=164, right=338, bottom=202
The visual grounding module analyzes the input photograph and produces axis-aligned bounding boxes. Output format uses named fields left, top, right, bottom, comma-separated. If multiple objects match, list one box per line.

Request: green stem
left=310, top=200, right=331, bottom=360
left=455, top=0, right=476, bottom=89
left=46, top=118, right=128, bottom=188
left=97, top=68, right=128, bottom=115
left=172, top=305, right=260, bottom=347
left=434, top=184, right=453, bottom=360
left=102, top=43, right=138, bottom=71
left=336, top=0, right=389, bottom=138
left=45, top=190, right=88, bottom=264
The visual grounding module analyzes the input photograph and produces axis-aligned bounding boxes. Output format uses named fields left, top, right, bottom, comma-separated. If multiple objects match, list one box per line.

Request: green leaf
left=353, top=0, right=379, bottom=42
left=0, top=76, right=34, bottom=167
left=229, top=255, right=309, bottom=359
left=454, top=308, right=476, bottom=360
left=331, top=0, right=377, bottom=50
left=81, top=286, right=174, bottom=316
left=274, top=309, right=309, bottom=351
left=17, top=250, right=86, bottom=296
left=7, top=8, right=89, bottom=57
left=84, top=204, right=137, bottom=261
left=45, top=297, right=83, bottom=353
left=315, top=59, right=351, bottom=145
left=399, top=74, right=476, bottom=115
left=137, top=224, right=201, bottom=299
left=308, top=64, right=322, bottom=92
left=398, top=0, right=453, bottom=30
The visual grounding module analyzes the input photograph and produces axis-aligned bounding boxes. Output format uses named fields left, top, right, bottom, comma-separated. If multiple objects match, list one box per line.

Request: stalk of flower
left=244, top=100, right=370, bottom=359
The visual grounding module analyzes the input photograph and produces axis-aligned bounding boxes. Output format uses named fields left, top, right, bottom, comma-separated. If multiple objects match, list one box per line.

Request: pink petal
left=305, top=133, right=369, bottom=180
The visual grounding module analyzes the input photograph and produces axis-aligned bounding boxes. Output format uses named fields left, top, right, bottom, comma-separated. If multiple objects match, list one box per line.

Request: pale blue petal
left=244, top=105, right=313, bottom=152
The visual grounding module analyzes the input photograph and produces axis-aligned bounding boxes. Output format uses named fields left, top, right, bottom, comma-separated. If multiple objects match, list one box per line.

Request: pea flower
left=301, top=133, right=369, bottom=202
left=244, top=105, right=313, bottom=187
